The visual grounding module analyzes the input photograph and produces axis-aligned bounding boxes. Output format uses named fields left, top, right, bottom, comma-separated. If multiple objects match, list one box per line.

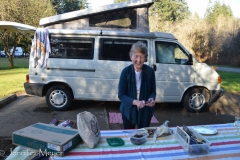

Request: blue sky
left=87, top=0, right=240, bottom=18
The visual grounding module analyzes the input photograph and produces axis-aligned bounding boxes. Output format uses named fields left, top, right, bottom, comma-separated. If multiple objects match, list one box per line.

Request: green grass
left=216, top=65, right=240, bottom=69
left=0, top=57, right=29, bottom=98
left=0, top=57, right=29, bottom=69
left=208, top=64, right=240, bottom=69
left=217, top=71, right=240, bottom=93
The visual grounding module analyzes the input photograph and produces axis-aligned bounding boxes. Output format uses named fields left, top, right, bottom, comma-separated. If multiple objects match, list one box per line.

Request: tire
left=182, top=88, right=210, bottom=113
left=46, top=85, right=73, bottom=111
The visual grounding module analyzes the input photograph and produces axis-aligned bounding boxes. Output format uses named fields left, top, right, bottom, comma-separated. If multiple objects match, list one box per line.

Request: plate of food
left=192, top=126, right=218, bottom=135
left=138, top=127, right=156, bottom=137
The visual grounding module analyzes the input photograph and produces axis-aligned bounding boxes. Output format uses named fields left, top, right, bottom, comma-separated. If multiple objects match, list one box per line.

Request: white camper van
left=0, top=0, right=223, bottom=112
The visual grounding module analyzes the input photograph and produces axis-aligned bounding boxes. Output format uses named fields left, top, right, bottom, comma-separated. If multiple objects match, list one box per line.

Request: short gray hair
left=129, top=41, right=148, bottom=58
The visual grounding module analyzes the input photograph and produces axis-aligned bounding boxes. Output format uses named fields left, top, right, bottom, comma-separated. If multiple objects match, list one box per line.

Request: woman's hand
left=145, top=98, right=155, bottom=107
left=137, top=100, right=146, bottom=109
left=133, top=100, right=145, bottom=109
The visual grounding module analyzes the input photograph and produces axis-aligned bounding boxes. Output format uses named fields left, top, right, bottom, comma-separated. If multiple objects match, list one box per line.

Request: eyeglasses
left=132, top=55, right=145, bottom=60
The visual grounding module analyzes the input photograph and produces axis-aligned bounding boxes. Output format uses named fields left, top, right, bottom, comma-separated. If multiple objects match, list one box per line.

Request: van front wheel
left=46, top=85, right=73, bottom=111
left=182, top=88, right=210, bottom=113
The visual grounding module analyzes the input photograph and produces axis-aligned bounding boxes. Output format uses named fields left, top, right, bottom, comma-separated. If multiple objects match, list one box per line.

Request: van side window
left=99, top=39, right=147, bottom=61
left=155, top=41, right=188, bottom=64
left=50, top=38, right=94, bottom=59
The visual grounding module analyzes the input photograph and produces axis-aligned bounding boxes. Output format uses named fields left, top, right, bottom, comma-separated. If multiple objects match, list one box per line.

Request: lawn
left=217, top=70, right=240, bottom=93
left=0, top=58, right=29, bottom=98
left=0, top=57, right=240, bottom=99
left=0, top=57, right=29, bottom=69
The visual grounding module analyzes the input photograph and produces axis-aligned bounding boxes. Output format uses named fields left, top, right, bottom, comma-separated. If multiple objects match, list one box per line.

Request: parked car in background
left=11, top=47, right=23, bottom=57
left=0, top=51, right=5, bottom=57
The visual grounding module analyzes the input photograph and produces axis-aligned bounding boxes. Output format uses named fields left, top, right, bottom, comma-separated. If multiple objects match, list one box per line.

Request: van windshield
left=155, top=41, right=189, bottom=64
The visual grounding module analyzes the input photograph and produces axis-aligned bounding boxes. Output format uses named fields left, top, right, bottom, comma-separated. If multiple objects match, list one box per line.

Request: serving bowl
left=130, top=131, right=149, bottom=145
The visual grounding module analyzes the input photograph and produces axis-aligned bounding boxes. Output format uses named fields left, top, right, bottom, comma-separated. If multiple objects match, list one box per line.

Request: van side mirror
left=152, top=64, right=157, bottom=71
left=186, top=54, right=193, bottom=65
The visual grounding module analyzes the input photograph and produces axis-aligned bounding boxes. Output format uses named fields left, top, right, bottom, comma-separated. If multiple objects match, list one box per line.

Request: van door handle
left=152, top=64, right=157, bottom=71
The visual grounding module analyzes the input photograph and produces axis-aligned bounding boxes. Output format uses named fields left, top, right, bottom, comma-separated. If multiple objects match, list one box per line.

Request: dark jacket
left=118, top=64, right=156, bottom=128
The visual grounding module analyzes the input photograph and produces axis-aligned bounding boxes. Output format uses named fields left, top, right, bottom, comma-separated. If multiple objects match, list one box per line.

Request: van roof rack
left=49, top=29, right=177, bottom=40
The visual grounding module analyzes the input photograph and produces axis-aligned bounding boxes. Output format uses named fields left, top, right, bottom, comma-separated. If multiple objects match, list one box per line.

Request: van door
left=95, top=37, right=149, bottom=101
left=153, top=40, right=194, bottom=102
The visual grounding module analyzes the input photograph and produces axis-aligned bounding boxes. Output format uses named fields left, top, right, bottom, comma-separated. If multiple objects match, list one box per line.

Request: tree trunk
left=8, top=57, right=14, bottom=68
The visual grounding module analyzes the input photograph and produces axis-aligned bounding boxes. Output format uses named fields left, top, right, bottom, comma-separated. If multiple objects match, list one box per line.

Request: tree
left=51, top=0, right=87, bottom=14
left=205, top=0, right=233, bottom=24
left=0, top=0, right=56, bottom=68
left=80, top=0, right=87, bottom=9
left=149, top=0, right=190, bottom=32
left=150, top=0, right=190, bottom=21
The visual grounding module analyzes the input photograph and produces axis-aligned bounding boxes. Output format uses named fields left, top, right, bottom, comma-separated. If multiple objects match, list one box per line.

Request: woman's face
left=130, top=52, right=145, bottom=72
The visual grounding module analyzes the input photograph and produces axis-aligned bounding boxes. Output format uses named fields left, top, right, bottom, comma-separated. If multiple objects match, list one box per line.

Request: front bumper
left=210, top=88, right=224, bottom=104
left=24, top=82, right=44, bottom=97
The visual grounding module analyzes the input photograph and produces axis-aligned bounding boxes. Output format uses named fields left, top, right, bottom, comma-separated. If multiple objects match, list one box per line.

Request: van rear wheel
left=46, top=85, right=73, bottom=111
left=182, top=88, right=210, bottom=113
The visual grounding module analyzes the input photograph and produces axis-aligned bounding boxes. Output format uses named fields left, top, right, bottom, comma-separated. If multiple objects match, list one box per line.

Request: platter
left=138, top=127, right=156, bottom=137
left=139, top=127, right=171, bottom=137
left=192, top=126, right=218, bottom=135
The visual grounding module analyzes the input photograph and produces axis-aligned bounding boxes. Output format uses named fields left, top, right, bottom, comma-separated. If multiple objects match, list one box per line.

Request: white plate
left=192, top=126, right=218, bottom=135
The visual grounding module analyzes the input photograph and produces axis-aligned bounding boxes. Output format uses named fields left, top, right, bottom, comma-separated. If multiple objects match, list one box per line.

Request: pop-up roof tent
left=40, top=0, right=154, bottom=32
left=0, top=0, right=154, bottom=33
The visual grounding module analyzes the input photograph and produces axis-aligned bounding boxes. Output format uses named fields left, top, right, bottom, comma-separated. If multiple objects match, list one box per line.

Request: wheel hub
left=50, top=90, right=66, bottom=107
left=189, top=93, right=205, bottom=109
left=52, top=92, right=64, bottom=104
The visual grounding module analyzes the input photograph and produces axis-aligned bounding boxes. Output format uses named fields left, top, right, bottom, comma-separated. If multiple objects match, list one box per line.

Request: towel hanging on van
left=30, top=28, right=51, bottom=69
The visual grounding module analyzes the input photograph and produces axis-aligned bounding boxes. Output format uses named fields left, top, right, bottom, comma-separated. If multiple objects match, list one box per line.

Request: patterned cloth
left=54, top=123, right=240, bottom=160
left=30, top=28, right=51, bottom=69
